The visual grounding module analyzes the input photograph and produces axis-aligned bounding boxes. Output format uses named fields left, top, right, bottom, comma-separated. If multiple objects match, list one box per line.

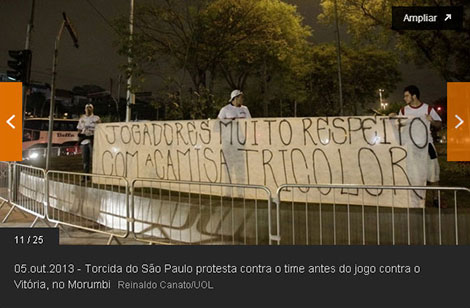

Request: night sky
left=0, top=0, right=447, bottom=109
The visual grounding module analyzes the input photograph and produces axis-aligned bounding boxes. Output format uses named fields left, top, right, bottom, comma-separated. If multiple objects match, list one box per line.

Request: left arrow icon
left=6, top=115, right=15, bottom=129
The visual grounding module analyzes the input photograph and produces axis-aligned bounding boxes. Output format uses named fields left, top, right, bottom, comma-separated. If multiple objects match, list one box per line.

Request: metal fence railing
left=131, top=179, right=276, bottom=245
left=0, top=162, right=12, bottom=221
left=2, top=158, right=470, bottom=246
left=0, top=162, right=10, bottom=203
left=276, top=184, right=470, bottom=245
left=5, top=163, right=47, bottom=226
left=46, top=171, right=130, bottom=244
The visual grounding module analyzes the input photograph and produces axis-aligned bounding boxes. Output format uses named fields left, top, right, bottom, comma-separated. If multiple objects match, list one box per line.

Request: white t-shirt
left=77, top=114, right=101, bottom=137
left=398, top=102, right=441, bottom=144
left=217, top=104, right=251, bottom=119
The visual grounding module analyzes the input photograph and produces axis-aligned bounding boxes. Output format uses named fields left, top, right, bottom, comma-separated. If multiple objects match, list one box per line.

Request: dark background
left=0, top=0, right=447, bottom=106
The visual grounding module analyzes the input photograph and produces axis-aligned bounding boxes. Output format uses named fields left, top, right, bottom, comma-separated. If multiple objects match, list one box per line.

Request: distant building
left=29, top=82, right=50, bottom=96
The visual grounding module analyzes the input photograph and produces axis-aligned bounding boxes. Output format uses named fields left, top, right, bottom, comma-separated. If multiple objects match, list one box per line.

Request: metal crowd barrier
left=46, top=171, right=130, bottom=244
left=0, top=162, right=13, bottom=220
left=4, top=163, right=48, bottom=226
left=276, top=184, right=470, bottom=245
left=0, top=161, right=10, bottom=203
left=131, top=179, right=276, bottom=245
left=3, top=159, right=470, bottom=246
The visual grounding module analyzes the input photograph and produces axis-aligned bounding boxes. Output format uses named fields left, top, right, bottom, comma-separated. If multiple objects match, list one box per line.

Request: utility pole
left=45, top=12, right=79, bottom=170
left=333, top=0, right=344, bottom=116
left=24, top=0, right=35, bottom=59
left=117, top=74, right=122, bottom=120
left=110, top=77, right=120, bottom=120
left=125, top=0, right=135, bottom=122
left=22, top=0, right=35, bottom=136
left=110, top=78, right=113, bottom=98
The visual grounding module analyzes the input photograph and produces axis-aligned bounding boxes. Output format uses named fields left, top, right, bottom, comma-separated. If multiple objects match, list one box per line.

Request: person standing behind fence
left=399, top=85, right=443, bottom=207
left=218, top=90, right=251, bottom=119
left=77, top=104, right=101, bottom=174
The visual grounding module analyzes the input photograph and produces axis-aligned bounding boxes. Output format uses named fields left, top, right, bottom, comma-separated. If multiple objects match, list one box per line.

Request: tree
left=206, top=0, right=312, bottom=87
left=301, top=43, right=401, bottom=116
left=319, top=0, right=470, bottom=82
left=114, top=0, right=312, bottom=118
left=209, top=0, right=312, bottom=116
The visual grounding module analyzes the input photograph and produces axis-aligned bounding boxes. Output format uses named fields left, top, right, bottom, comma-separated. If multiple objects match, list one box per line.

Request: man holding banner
left=218, top=90, right=251, bottom=119
left=399, top=85, right=443, bottom=207
left=77, top=103, right=101, bottom=175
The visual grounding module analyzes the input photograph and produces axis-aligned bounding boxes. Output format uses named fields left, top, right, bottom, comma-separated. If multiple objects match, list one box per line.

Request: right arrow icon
left=445, top=14, right=452, bottom=21
left=455, top=115, right=464, bottom=129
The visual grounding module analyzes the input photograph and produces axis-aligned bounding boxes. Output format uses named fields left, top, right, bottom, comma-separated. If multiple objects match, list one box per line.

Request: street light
left=45, top=12, right=79, bottom=170
left=379, top=89, right=385, bottom=109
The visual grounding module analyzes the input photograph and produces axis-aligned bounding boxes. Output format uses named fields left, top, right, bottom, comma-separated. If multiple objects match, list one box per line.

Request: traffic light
left=7, top=49, right=32, bottom=83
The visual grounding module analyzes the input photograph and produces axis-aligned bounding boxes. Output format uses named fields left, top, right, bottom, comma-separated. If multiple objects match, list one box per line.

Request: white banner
left=93, top=116, right=431, bottom=207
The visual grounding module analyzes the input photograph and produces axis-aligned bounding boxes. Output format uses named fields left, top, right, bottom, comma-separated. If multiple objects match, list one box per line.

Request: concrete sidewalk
left=0, top=201, right=146, bottom=245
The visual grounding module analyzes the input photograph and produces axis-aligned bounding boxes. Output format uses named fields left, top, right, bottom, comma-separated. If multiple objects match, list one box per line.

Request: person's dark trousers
left=81, top=143, right=93, bottom=174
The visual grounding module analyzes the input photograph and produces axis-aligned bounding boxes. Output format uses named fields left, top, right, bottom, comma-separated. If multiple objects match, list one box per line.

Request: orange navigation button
left=447, top=82, right=470, bottom=161
left=0, top=83, right=22, bottom=161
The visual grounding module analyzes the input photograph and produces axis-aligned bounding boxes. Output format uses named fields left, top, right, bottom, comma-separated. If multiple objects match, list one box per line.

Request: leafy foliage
left=113, top=0, right=402, bottom=119
left=300, top=44, right=401, bottom=116
left=319, top=0, right=470, bottom=82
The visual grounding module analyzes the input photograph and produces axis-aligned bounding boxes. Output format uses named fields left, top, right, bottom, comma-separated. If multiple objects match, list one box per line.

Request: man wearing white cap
left=77, top=103, right=101, bottom=174
left=218, top=89, right=251, bottom=119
